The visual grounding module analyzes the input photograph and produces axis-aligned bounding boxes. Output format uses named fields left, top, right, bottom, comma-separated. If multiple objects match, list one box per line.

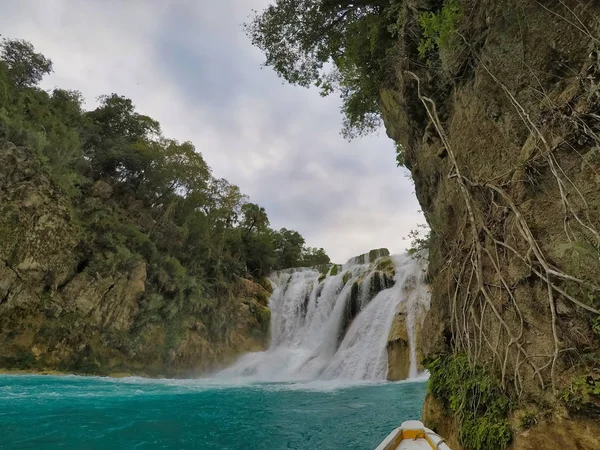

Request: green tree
left=245, top=0, right=397, bottom=138
left=144, top=139, right=212, bottom=208
left=84, top=94, right=161, bottom=178
left=239, top=203, right=275, bottom=277
left=302, top=246, right=331, bottom=266
left=203, top=178, right=246, bottom=229
left=86, top=94, right=160, bottom=143
left=243, top=230, right=277, bottom=277
left=273, top=228, right=306, bottom=268
left=0, top=38, right=52, bottom=87
left=241, top=203, right=270, bottom=236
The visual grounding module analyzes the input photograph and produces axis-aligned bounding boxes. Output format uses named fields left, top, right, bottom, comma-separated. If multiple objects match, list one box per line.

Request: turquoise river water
left=0, top=375, right=427, bottom=450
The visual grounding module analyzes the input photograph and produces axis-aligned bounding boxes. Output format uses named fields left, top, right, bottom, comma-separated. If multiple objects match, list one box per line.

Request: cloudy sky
left=1, top=0, right=423, bottom=263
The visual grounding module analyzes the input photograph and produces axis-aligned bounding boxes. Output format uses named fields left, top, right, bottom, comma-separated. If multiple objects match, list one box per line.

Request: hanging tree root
left=406, top=57, right=600, bottom=395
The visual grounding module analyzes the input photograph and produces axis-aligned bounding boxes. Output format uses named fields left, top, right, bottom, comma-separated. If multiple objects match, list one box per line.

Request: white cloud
left=0, top=0, right=424, bottom=262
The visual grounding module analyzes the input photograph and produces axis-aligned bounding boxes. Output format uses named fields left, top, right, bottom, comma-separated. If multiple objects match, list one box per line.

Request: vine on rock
left=406, top=13, right=600, bottom=405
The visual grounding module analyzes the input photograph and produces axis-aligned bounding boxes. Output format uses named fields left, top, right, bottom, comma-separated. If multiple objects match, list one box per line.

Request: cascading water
left=219, top=252, right=429, bottom=382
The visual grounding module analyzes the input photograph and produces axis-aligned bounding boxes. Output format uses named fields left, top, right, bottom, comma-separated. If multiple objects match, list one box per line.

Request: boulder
left=91, top=180, right=113, bottom=199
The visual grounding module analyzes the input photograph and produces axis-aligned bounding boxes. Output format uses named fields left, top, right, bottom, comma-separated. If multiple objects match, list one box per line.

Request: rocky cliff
left=381, top=0, right=600, bottom=448
left=0, top=144, right=270, bottom=377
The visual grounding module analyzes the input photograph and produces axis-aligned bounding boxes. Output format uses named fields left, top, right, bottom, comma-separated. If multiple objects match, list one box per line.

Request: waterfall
left=219, top=252, right=429, bottom=382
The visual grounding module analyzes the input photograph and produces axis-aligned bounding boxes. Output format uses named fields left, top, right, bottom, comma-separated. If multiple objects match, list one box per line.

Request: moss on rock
left=255, top=277, right=273, bottom=294
left=368, top=248, right=390, bottom=261
left=374, top=256, right=395, bottom=276
left=329, top=264, right=341, bottom=277
left=341, top=271, right=352, bottom=285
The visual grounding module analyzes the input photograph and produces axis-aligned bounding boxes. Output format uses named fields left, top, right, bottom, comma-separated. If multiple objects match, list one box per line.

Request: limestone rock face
left=0, top=144, right=270, bottom=376
left=509, top=418, right=600, bottom=450
left=0, top=145, right=81, bottom=291
left=422, top=391, right=600, bottom=450
left=421, top=394, right=462, bottom=450
left=381, top=0, right=600, bottom=446
left=63, top=261, right=146, bottom=332
left=386, top=311, right=410, bottom=381
left=346, top=248, right=390, bottom=266
left=386, top=301, right=426, bottom=381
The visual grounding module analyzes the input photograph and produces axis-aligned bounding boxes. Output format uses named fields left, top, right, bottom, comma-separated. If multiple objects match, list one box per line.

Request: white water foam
left=219, top=253, right=429, bottom=382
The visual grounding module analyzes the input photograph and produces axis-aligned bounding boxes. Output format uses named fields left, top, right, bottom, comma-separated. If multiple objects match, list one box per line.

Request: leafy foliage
left=1, top=38, right=52, bottom=87
left=301, top=246, right=331, bottom=266
left=0, top=38, right=331, bottom=329
left=519, top=412, right=537, bottom=429
left=406, top=223, right=430, bottom=258
left=0, top=351, right=37, bottom=370
left=394, top=142, right=406, bottom=167
left=417, top=0, right=462, bottom=61
left=426, top=354, right=513, bottom=450
left=245, top=0, right=401, bottom=139
left=561, top=376, right=600, bottom=412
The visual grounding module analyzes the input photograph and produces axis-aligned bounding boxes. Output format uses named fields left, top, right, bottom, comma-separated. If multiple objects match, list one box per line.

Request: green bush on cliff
left=0, top=351, right=36, bottom=370
left=395, top=142, right=406, bottom=167
left=417, top=0, right=462, bottom=61
left=406, top=224, right=430, bottom=258
left=562, top=376, right=600, bottom=413
left=426, top=354, right=512, bottom=450
left=244, top=0, right=464, bottom=137
left=254, top=303, right=271, bottom=333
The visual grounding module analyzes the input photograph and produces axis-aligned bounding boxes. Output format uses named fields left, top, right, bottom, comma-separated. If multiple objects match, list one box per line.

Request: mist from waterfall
left=219, top=252, right=429, bottom=382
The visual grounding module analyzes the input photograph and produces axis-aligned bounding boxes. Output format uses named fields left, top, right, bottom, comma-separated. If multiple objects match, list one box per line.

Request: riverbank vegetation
left=0, top=37, right=332, bottom=373
left=0, top=37, right=330, bottom=288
